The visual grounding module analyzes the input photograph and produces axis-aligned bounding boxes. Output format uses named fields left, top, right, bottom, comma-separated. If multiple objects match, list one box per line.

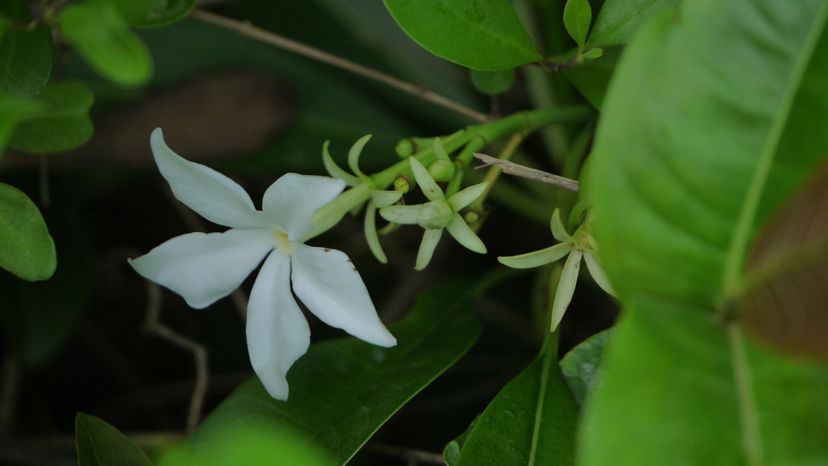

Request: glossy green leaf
left=9, top=82, right=94, bottom=153
left=161, top=422, right=331, bottom=466
left=470, top=69, right=516, bottom=95
left=0, top=0, right=53, bottom=97
left=112, top=0, right=196, bottom=28
left=383, top=0, right=541, bottom=71
left=59, top=1, right=152, bottom=86
left=560, top=329, right=611, bottom=405
left=75, top=413, right=154, bottom=466
left=0, top=183, right=55, bottom=281
left=563, top=0, right=592, bottom=48
left=185, top=280, right=483, bottom=465
left=587, top=0, right=679, bottom=48
left=584, top=0, right=828, bottom=464
left=454, top=340, right=578, bottom=466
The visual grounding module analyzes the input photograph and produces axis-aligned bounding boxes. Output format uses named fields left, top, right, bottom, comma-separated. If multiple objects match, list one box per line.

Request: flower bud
left=393, top=175, right=411, bottom=194
left=395, top=139, right=415, bottom=158
left=428, top=160, right=455, bottom=182
left=417, top=200, right=453, bottom=229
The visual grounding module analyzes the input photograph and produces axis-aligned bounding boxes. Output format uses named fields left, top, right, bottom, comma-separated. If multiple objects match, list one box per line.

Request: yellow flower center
left=274, top=230, right=293, bottom=253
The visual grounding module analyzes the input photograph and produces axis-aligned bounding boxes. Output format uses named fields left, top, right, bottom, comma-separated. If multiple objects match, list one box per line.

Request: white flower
left=129, top=128, right=396, bottom=400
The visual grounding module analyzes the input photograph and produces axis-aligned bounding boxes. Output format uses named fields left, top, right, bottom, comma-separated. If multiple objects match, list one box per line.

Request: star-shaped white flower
left=129, top=128, right=396, bottom=400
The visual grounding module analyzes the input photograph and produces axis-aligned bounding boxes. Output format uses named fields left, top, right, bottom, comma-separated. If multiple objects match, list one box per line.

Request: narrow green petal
left=446, top=214, right=487, bottom=254
left=410, top=157, right=444, bottom=202
left=415, top=229, right=443, bottom=270
left=550, top=208, right=573, bottom=243
left=448, top=182, right=488, bottom=211
left=347, top=134, right=372, bottom=179
left=364, top=202, right=387, bottom=264
left=550, top=250, right=582, bottom=332
left=322, top=141, right=360, bottom=186
left=379, top=204, right=421, bottom=225
left=433, top=137, right=450, bottom=161
left=583, top=252, right=616, bottom=297
left=498, top=242, right=573, bottom=269
left=372, top=190, right=403, bottom=208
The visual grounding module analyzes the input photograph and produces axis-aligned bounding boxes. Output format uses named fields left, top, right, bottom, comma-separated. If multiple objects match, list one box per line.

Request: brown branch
left=143, top=282, right=209, bottom=433
left=190, top=9, right=489, bottom=123
left=473, top=152, right=580, bottom=192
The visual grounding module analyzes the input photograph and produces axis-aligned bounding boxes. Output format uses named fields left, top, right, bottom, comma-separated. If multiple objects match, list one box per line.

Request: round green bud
left=417, top=201, right=453, bottom=230
left=463, top=210, right=480, bottom=224
left=393, top=175, right=411, bottom=194
left=428, top=160, right=455, bottom=182
left=395, top=139, right=415, bottom=158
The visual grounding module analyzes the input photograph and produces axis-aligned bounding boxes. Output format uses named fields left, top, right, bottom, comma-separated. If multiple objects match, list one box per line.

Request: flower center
left=274, top=230, right=294, bottom=253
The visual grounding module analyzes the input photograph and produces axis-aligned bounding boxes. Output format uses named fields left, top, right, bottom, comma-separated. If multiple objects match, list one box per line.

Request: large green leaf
left=0, top=0, right=53, bottom=97
left=9, top=81, right=94, bottom=153
left=453, top=339, right=578, bottom=466
left=161, top=422, right=331, bottom=466
left=59, top=1, right=152, bottom=86
left=185, top=280, right=482, bottom=465
left=383, top=0, right=541, bottom=71
left=75, top=413, right=154, bottom=466
left=0, top=91, right=42, bottom=153
left=560, top=329, right=610, bottom=406
left=587, top=0, right=679, bottom=48
left=0, top=182, right=55, bottom=281
left=583, top=0, right=828, bottom=465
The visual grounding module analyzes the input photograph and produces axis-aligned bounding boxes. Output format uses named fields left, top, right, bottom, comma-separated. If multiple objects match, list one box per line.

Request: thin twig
left=473, top=152, right=580, bottom=192
left=143, top=282, right=209, bottom=433
left=366, top=443, right=445, bottom=465
left=190, top=9, right=489, bottom=123
left=470, top=133, right=525, bottom=214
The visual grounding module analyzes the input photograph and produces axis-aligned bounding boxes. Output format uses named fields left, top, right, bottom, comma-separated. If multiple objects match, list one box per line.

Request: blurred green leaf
left=562, top=46, right=620, bottom=108
left=453, top=339, right=578, bottom=466
left=9, top=81, right=94, bottom=153
left=112, top=0, right=195, bottom=28
left=75, top=413, right=155, bottom=466
left=59, top=1, right=152, bottom=86
left=584, top=0, right=828, bottom=464
left=588, top=0, right=679, bottom=48
left=186, top=279, right=483, bottom=465
left=0, top=91, right=42, bottom=153
left=470, top=69, right=515, bottom=96
left=383, top=0, right=541, bottom=71
left=0, top=0, right=53, bottom=97
left=559, top=329, right=610, bottom=405
left=161, top=422, right=331, bottom=466
left=563, top=0, right=592, bottom=49
left=0, top=182, right=55, bottom=281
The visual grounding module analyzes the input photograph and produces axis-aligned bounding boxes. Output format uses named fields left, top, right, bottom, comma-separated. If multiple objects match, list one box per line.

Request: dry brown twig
left=143, top=282, right=209, bottom=433
left=473, top=152, right=580, bottom=192
left=189, top=9, right=489, bottom=123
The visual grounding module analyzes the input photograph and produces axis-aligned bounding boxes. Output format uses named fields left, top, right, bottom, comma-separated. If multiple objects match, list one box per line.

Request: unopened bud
left=393, top=175, right=411, bottom=193
left=464, top=210, right=480, bottom=224
left=428, top=160, right=455, bottom=182
left=395, top=139, right=415, bottom=158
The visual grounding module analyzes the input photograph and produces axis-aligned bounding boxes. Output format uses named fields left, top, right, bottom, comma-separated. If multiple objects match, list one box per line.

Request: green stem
left=310, top=106, right=588, bottom=238
left=469, top=132, right=524, bottom=212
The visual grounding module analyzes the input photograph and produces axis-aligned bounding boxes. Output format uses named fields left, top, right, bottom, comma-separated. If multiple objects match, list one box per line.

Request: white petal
left=262, top=173, right=345, bottom=241
left=150, top=128, right=266, bottom=229
left=415, top=229, right=443, bottom=271
left=498, top=242, right=573, bottom=269
left=291, top=245, right=396, bottom=347
left=550, top=251, right=582, bottom=332
left=379, top=204, right=421, bottom=225
left=128, top=229, right=274, bottom=309
left=446, top=214, right=487, bottom=254
left=410, top=157, right=444, bottom=202
left=448, top=182, right=487, bottom=211
left=246, top=251, right=310, bottom=400
left=583, top=252, right=617, bottom=297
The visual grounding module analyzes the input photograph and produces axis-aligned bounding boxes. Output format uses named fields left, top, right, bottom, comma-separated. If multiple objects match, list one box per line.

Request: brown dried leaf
left=741, top=158, right=828, bottom=359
